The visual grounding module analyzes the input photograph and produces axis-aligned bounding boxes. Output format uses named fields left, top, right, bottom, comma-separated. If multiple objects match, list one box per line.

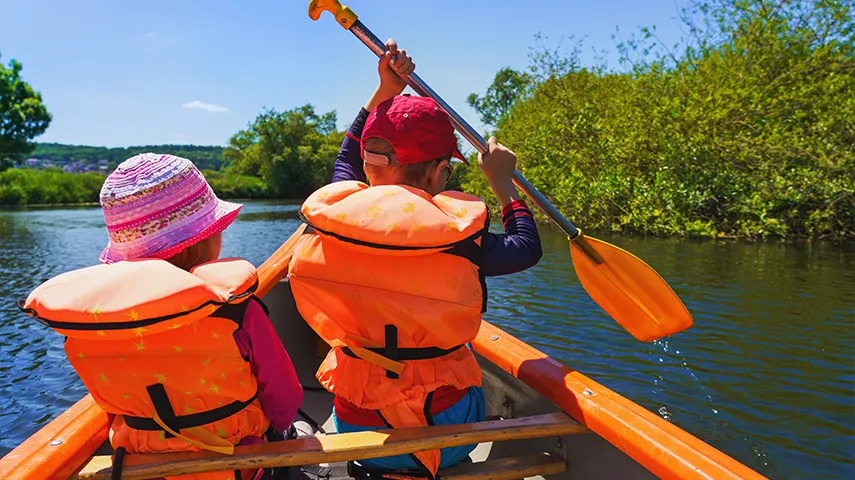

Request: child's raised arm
left=332, top=38, right=414, bottom=184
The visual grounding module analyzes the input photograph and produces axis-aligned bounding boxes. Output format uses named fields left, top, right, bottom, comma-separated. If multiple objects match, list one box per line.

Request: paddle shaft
left=349, top=20, right=581, bottom=239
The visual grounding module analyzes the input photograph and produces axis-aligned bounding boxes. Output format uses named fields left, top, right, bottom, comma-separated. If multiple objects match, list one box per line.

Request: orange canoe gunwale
left=472, top=321, right=765, bottom=480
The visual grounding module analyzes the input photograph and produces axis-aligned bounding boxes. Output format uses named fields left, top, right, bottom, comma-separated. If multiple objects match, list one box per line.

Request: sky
left=0, top=0, right=689, bottom=148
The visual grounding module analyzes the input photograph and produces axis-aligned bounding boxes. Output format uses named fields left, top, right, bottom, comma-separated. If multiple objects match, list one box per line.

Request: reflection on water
left=0, top=202, right=853, bottom=479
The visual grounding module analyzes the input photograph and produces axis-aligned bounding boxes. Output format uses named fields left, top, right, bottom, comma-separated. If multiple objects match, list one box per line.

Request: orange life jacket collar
left=299, top=180, right=489, bottom=255
left=19, top=258, right=258, bottom=340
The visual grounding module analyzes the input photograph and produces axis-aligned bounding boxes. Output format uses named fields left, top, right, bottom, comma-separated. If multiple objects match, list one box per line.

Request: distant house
left=26, top=158, right=39, bottom=168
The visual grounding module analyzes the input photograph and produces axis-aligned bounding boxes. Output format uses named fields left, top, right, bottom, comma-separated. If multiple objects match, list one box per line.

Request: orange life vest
left=289, top=181, right=488, bottom=478
left=19, top=258, right=270, bottom=480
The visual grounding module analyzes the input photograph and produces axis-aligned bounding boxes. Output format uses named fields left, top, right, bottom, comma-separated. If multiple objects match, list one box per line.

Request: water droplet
left=658, top=406, right=671, bottom=420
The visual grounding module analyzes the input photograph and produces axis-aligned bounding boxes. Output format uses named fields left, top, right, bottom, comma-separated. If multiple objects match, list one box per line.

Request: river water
left=0, top=202, right=852, bottom=479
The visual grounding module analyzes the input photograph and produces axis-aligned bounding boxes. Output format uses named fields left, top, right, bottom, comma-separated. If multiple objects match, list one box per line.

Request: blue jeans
left=333, top=386, right=486, bottom=471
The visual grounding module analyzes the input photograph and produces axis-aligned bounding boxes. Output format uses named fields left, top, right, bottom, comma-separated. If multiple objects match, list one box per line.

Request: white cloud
left=181, top=100, right=229, bottom=113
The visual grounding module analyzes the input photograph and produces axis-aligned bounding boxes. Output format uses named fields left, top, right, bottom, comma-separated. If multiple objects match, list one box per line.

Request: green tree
left=463, top=0, right=854, bottom=240
left=0, top=54, right=51, bottom=170
left=224, top=104, right=342, bottom=198
left=466, top=67, right=531, bottom=128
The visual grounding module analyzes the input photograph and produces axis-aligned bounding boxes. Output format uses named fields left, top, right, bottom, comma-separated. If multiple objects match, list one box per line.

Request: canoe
left=0, top=230, right=766, bottom=480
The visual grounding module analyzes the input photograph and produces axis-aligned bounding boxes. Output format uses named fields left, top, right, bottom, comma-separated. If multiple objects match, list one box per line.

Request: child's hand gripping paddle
left=308, top=0, right=693, bottom=341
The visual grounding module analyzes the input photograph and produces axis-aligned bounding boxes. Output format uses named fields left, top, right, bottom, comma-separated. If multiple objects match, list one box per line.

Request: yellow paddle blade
left=569, top=235, right=693, bottom=341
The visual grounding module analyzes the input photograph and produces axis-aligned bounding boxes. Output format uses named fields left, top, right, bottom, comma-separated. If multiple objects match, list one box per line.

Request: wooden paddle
left=308, top=0, right=693, bottom=341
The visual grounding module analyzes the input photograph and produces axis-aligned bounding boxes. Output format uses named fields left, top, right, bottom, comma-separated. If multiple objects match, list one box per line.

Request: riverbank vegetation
left=463, top=0, right=854, bottom=240
left=0, top=168, right=103, bottom=206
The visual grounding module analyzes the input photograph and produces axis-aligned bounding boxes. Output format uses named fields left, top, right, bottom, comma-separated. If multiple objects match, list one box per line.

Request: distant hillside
left=30, top=143, right=226, bottom=171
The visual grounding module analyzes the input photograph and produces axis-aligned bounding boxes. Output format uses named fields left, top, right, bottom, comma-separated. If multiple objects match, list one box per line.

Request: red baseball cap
left=361, top=95, right=467, bottom=166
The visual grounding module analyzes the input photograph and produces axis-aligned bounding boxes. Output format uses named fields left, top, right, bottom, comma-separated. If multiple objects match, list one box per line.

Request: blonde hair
left=363, top=138, right=450, bottom=187
left=165, top=233, right=222, bottom=271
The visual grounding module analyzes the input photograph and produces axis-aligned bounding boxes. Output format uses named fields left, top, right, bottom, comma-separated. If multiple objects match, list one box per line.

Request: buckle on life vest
left=341, top=325, right=465, bottom=380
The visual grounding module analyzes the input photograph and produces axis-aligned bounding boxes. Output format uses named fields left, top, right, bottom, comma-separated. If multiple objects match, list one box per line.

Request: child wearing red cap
left=333, top=40, right=542, bottom=275
left=322, top=40, right=543, bottom=473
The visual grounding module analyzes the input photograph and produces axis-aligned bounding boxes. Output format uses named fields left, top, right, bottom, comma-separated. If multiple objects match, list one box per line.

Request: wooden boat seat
left=74, top=412, right=588, bottom=480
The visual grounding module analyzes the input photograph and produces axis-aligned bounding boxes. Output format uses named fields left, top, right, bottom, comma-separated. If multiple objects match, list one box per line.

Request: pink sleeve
left=233, top=299, right=303, bottom=433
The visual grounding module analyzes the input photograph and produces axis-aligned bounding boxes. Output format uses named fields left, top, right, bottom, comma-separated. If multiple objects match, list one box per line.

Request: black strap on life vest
left=384, top=324, right=398, bottom=379
left=110, top=446, right=126, bottom=480
left=341, top=325, right=465, bottom=380
left=340, top=343, right=464, bottom=363
left=122, top=383, right=258, bottom=435
left=119, top=295, right=262, bottom=435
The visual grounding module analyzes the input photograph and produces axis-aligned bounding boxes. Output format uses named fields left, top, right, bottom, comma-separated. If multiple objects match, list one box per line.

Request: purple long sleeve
left=481, top=200, right=543, bottom=276
left=233, top=300, right=303, bottom=433
left=332, top=108, right=542, bottom=276
left=332, top=108, right=370, bottom=183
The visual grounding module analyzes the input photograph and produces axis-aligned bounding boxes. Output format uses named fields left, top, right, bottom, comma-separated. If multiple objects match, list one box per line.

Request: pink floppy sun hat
left=98, top=153, right=242, bottom=264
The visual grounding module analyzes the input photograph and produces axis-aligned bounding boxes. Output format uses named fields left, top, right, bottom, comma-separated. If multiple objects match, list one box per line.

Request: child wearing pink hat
left=22, top=153, right=302, bottom=480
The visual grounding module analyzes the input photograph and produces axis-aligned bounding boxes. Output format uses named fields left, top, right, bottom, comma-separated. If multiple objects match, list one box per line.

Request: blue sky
left=0, top=0, right=688, bottom=148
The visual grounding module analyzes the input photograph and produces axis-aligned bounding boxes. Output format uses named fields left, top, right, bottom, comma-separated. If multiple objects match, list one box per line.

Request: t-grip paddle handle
left=308, top=0, right=358, bottom=28
left=309, top=1, right=605, bottom=264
